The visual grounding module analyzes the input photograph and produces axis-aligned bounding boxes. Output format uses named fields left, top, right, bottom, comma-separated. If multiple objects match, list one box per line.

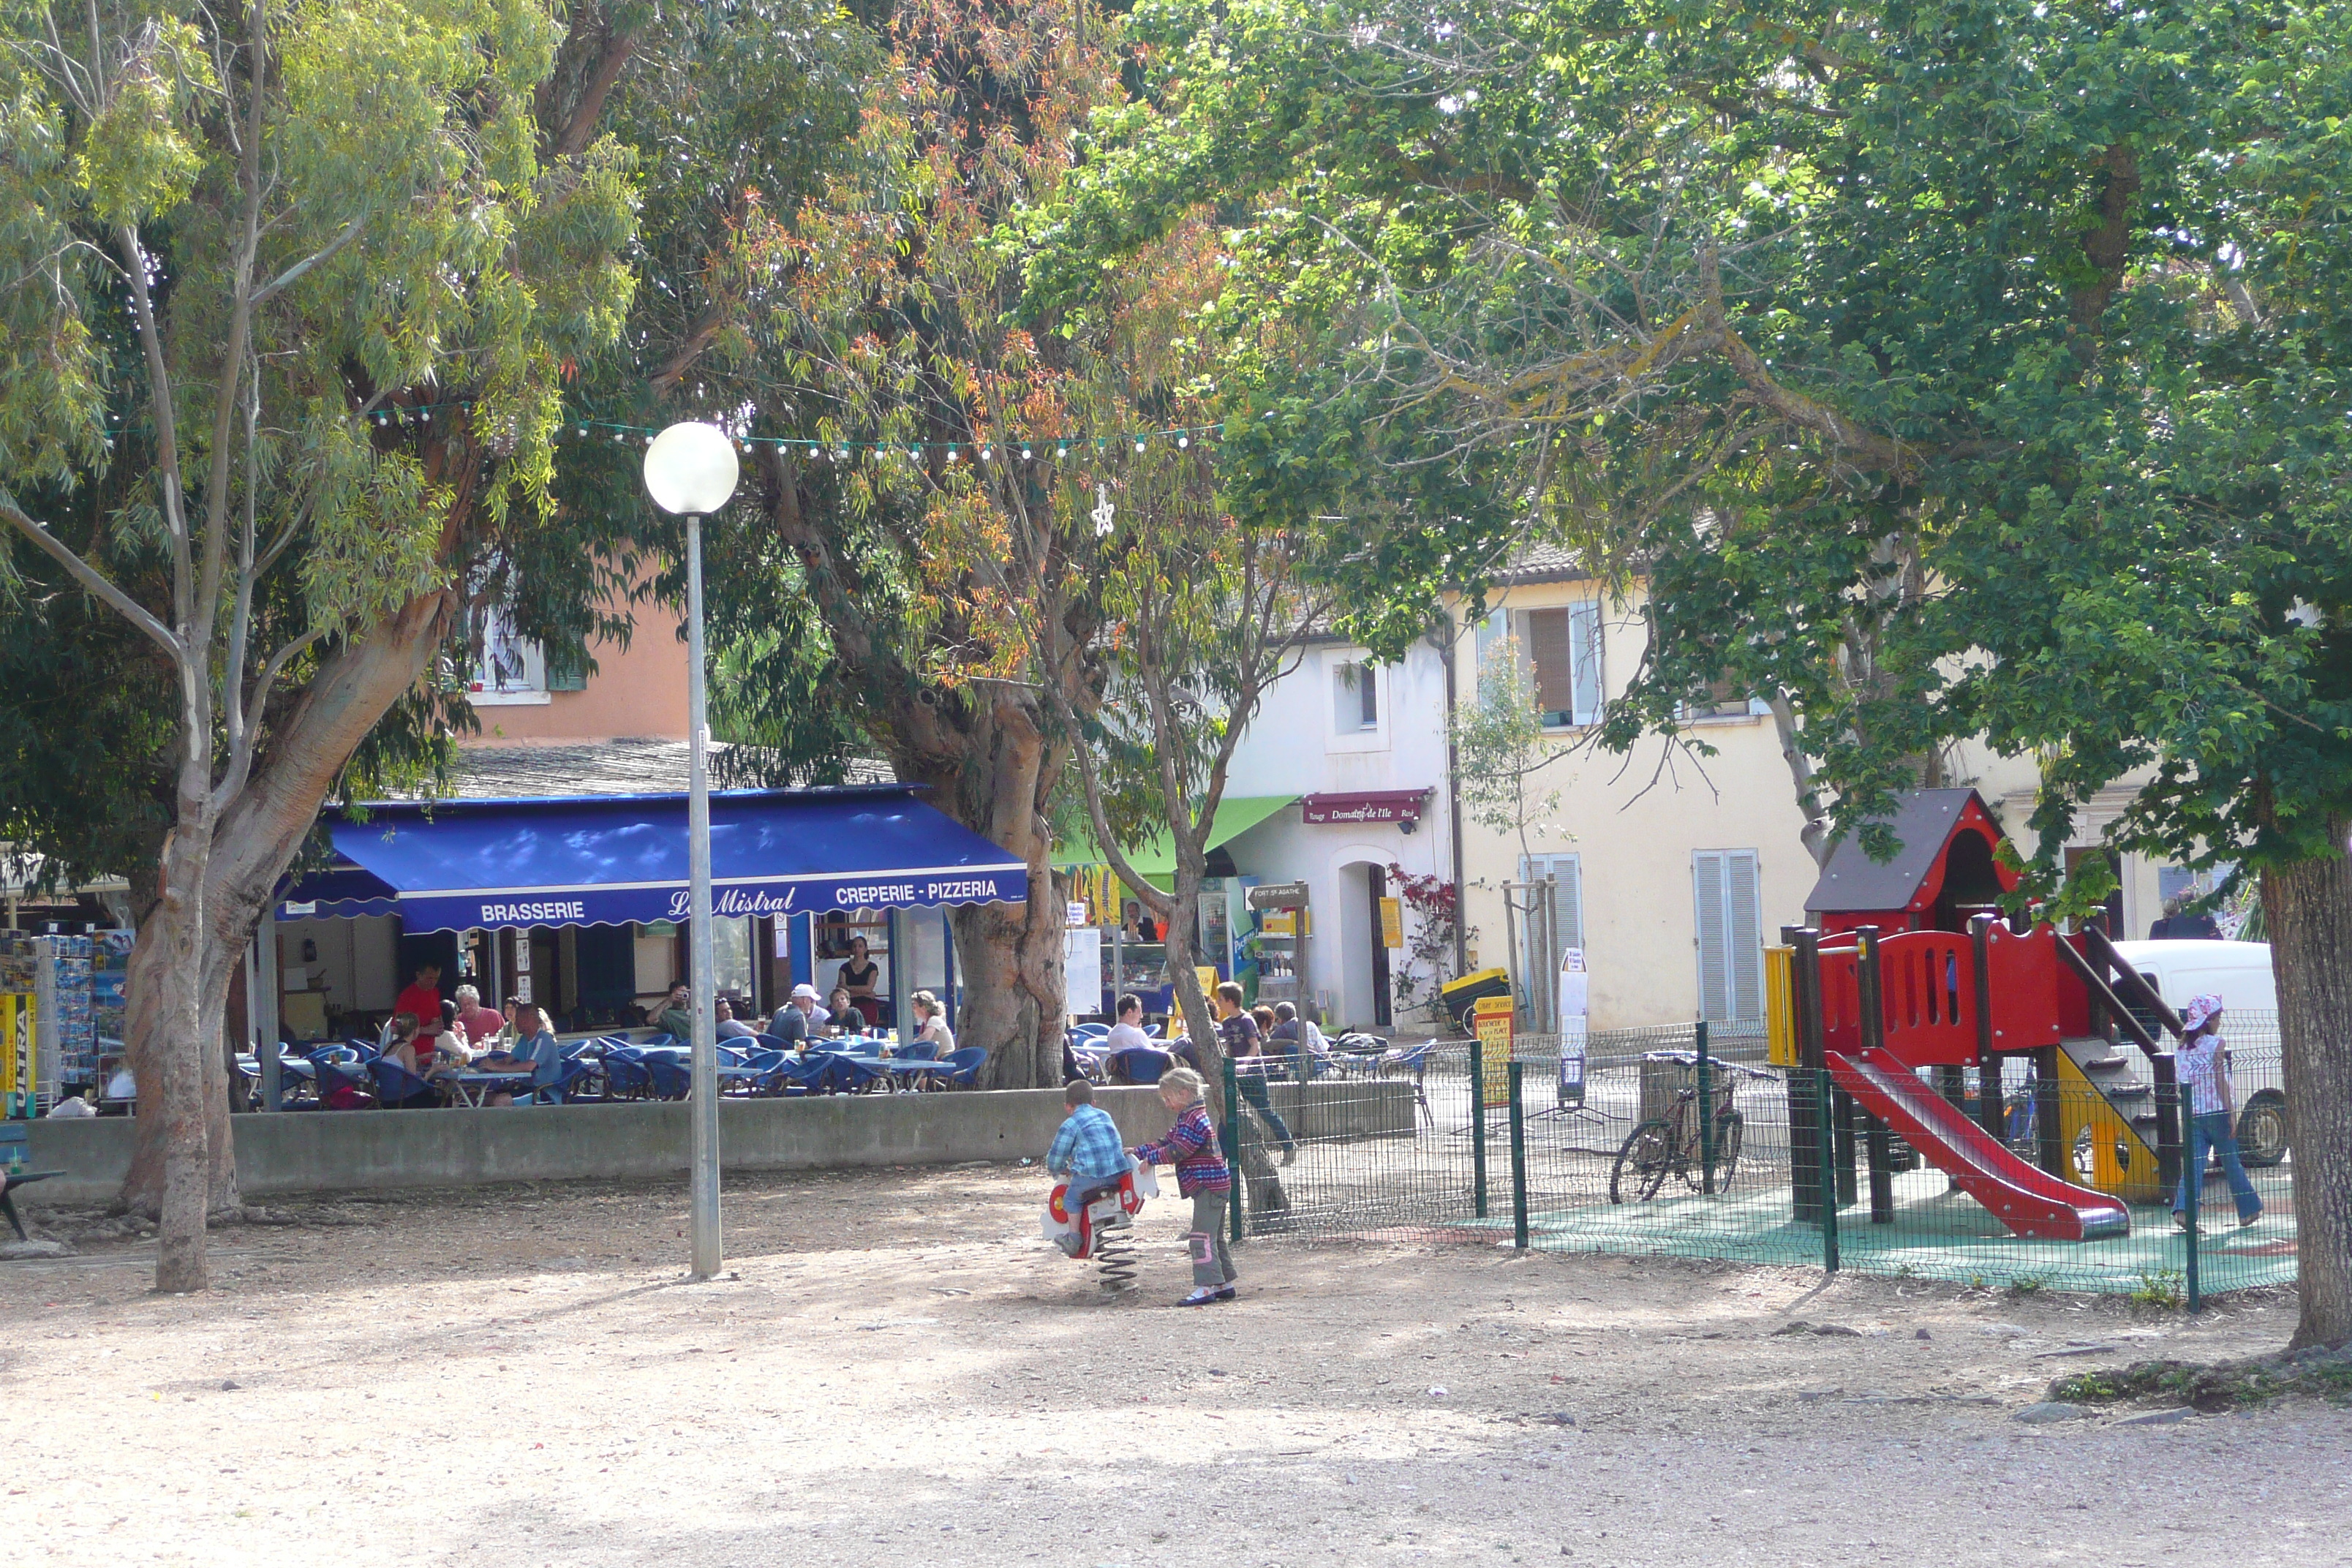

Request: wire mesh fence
left=1223, top=1017, right=2299, bottom=1304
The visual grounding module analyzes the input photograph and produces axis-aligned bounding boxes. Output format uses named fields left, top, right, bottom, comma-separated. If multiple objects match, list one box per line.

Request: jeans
left=1188, top=1189, right=1237, bottom=1288
left=1235, top=1071, right=1296, bottom=1153
left=2176, top=1109, right=2262, bottom=1225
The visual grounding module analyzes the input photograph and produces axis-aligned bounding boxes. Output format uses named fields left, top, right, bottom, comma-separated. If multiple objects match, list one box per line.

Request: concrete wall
left=16, top=1088, right=1180, bottom=1206
left=17, top=1080, right=1417, bottom=1206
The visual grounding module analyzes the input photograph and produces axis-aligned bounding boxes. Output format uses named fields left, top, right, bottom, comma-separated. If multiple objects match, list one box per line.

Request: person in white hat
left=772, top=982, right=831, bottom=1049
left=2173, top=993, right=2264, bottom=1231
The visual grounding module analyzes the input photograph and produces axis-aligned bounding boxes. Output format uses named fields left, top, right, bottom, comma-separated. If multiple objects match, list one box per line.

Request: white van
left=2108, top=939, right=2287, bottom=1165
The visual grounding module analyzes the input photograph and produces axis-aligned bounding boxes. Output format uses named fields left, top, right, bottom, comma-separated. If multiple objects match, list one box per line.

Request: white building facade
left=1215, top=630, right=1458, bottom=1033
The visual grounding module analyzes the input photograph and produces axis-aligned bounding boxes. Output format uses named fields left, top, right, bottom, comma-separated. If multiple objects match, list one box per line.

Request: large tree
left=1065, top=0, right=2352, bottom=1346
left=575, top=0, right=1109, bottom=1088
left=0, top=0, right=637, bottom=1287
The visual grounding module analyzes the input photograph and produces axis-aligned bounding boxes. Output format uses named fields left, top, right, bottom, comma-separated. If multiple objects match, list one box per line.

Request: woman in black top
left=836, top=935, right=881, bottom=1000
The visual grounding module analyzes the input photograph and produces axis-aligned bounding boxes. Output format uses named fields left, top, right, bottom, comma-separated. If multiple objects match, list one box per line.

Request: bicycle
left=1609, top=1068, right=1748, bottom=1203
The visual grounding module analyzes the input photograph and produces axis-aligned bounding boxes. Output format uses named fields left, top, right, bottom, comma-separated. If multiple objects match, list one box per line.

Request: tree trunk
left=2263, top=828, right=2352, bottom=1350
left=149, top=814, right=213, bottom=1292
left=924, top=698, right=1066, bottom=1090
left=954, top=892, right=1063, bottom=1089
left=1162, top=864, right=1286, bottom=1214
left=121, top=591, right=455, bottom=1221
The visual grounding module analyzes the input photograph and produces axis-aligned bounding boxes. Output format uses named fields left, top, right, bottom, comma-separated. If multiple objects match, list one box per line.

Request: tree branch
left=249, top=213, right=365, bottom=306
left=0, top=494, right=184, bottom=660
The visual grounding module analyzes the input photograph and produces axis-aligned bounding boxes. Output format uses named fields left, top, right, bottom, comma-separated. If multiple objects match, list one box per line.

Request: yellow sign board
left=1, top=992, right=31, bottom=1117
left=1472, top=994, right=1515, bottom=1109
left=1195, top=965, right=1219, bottom=998
left=1379, top=896, right=1403, bottom=949
left=1764, top=946, right=1796, bottom=1067
left=1261, top=909, right=1311, bottom=938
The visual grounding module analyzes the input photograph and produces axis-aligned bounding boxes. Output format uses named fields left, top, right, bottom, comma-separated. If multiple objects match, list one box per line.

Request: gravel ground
left=3, top=1163, right=2347, bottom=1567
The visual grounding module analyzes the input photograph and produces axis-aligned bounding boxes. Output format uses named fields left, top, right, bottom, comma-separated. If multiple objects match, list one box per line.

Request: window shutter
left=1519, top=853, right=1584, bottom=978
left=1694, top=850, right=1762, bottom=1022
left=1726, top=850, right=1762, bottom=1020
left=546, top=653, right=587, bottom=693
left=1473, top=608, right=1505, bottom=671
left=1525, top=608, right=1575, bottom=721
left=1569, top=599, right=1603, bottom=725
left=1361, top=664, right=1379, bottom=728
left=1694, top=851, right=1730, bottom=1022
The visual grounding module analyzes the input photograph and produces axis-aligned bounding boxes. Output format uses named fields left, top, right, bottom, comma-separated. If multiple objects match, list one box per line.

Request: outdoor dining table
left=446, top=1071, right=535, bottom=1107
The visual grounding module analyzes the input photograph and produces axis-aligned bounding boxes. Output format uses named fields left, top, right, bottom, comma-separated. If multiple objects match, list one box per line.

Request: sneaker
left=2171, top=1212, right=2189, bottom=1232
left=1281, top=1145, right=1298, bottom=1167
left=1176, top=1287, right=1222, bottom=1308
left=2239, top=1210, right=2263, bottom=1229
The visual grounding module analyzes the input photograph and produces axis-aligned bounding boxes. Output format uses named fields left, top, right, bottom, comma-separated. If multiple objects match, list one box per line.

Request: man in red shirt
left=392, top=961, right=448, bottom=1055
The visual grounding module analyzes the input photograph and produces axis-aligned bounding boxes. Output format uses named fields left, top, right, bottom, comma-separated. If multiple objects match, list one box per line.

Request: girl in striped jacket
left=1133, top=1066, right=1239, bottom=1305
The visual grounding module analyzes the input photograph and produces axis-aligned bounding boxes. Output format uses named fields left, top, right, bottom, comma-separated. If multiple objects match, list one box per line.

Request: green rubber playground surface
left=1466, top=1166, right=2299, bottom=1297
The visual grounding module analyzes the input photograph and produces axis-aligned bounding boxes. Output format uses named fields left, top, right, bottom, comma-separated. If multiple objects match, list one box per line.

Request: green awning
left=1055, top=795, right=1297, bottom=892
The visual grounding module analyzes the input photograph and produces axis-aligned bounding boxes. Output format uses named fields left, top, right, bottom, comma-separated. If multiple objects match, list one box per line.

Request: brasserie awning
left=274, top=785, right=1029, bottom=932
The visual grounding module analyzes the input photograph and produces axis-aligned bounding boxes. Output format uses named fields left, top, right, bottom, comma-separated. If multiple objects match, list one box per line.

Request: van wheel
left=2236, top=1090, right=2290, bottom=1169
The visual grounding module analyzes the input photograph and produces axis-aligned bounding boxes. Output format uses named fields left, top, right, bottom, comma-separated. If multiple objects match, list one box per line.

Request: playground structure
left=1781, top=913, right=2204, bottom=1242
left=1043, top=1162, right=1159, bottom=1292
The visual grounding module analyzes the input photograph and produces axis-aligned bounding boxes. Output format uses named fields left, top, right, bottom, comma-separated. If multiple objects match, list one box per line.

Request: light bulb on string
left=1178, top=435, right=1190, bottom=449
left=1055, top=444, right=1067, bottom=459
left=980, top=446, right=991, bottom=461
left=1021, top=445, right=1033, bottom=460
left=1134, top=439, right=1146, bottom=453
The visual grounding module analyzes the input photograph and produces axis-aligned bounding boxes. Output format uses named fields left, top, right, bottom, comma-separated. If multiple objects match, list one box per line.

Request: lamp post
left=642, top=421, right=740, bottom=1281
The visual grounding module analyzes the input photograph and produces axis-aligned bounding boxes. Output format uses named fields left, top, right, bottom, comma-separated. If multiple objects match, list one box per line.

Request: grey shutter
left=1361, top=663, right=1379, bottom=728
left=1519, top=854, right=1584, bottom=976
left=1694, top=850, right=1762, bottom=1022
left=1694, top=851, right=1730, bottom=1022
left=1569, top=599, right=1603, bottom=725
left=1473, top=608, right=1505, bottom=671
left=1725, top=850, right=1762, bottom=1021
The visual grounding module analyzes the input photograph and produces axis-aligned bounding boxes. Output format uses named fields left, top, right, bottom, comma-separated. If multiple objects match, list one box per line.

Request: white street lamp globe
left=642, top=421, right=741, bottom=516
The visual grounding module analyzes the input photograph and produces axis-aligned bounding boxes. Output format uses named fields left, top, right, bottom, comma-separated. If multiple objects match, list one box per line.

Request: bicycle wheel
left=1711, top=1109, right=1744, bottom=1189
left=1611, top=1119, right=1675, bottom=1204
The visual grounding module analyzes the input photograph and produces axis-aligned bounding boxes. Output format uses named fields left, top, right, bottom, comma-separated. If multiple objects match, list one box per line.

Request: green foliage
left=0, top=0, right=639, bottom=888
left=2130, top=1269, right=2187, bottom=1311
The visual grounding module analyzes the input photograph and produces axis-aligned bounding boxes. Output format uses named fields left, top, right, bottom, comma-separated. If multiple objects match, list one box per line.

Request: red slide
left=1825, top=1049, right=2130, bottom=1242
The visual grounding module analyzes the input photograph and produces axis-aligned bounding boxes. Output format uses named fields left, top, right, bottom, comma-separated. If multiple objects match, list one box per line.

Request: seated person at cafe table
left=392, top=960, right=450, bottom=1060
left=911, top=990, right=954, bottom=1054
left=715, top=997, right=758, bottom=1041
left=649, top=982, right=694, bottom=1039
left=474, top=1004, right=565, bottom=1104
left=431, top=1000, right=475, bottom=1072
left=453, top=984, right=505, bottom=1048
left=826, top=986, right=856, bottom=1030
left=379, top=1011, right=426, bottom=1075
left=770, top=984, right=832, bottom=1047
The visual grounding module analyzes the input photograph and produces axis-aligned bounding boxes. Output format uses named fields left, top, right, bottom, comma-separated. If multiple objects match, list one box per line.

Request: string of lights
left=357, top=402, right=1225, bottom=461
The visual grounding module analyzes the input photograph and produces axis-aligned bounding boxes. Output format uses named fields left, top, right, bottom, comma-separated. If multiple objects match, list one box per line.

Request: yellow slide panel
left=2053, top=1048, right=2165, bottom=1205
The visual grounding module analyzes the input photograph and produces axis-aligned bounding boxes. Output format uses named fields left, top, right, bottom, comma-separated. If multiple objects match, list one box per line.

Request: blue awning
left=276, top=785, right=1029, bottom=932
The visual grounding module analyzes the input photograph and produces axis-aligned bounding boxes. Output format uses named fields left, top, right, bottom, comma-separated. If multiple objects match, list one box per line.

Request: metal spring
left=1093, top=1210, right=1139, bottom=1290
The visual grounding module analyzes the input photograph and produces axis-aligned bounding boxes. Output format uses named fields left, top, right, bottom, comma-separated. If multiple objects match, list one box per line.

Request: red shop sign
left=1300, top=789, right=1431, bottom=825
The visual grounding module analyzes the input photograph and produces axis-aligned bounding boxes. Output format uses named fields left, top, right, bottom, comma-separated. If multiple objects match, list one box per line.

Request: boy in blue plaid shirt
left=1047, top=1079, right=1131, bottom=1256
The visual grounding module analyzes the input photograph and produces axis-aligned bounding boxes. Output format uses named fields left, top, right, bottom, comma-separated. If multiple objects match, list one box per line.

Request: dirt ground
left=3, top=1164, right=2347, bottom=1567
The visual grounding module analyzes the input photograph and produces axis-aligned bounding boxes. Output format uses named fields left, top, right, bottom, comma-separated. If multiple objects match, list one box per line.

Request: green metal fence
left=1224, top=1019, right=2299, bottom=1305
